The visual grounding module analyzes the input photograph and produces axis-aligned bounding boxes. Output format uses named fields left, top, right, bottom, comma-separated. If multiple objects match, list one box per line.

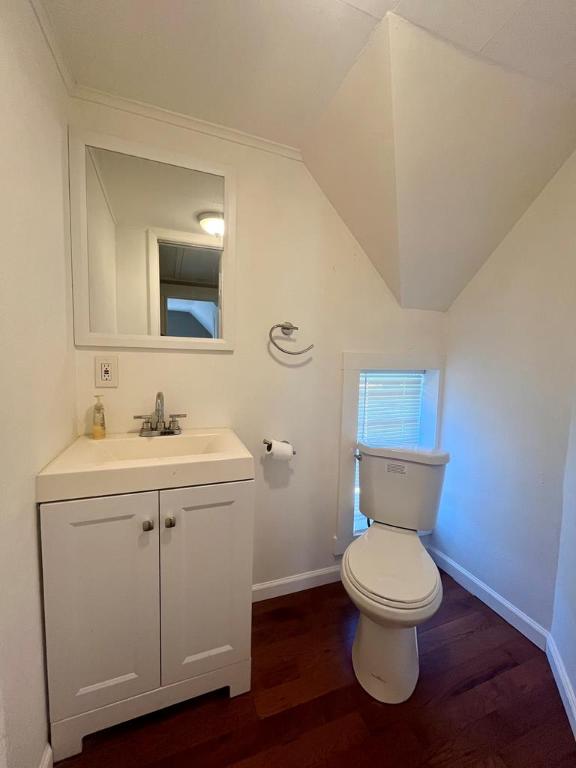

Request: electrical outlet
left=95, top=356, right=118, bottom=388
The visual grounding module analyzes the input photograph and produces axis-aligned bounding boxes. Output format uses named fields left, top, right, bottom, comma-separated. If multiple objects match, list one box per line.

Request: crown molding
left=71, top=86, right=304, bottom=161
left=29, top=0, right=303, bottom=162
left=28, top=0, right=75, bottom=92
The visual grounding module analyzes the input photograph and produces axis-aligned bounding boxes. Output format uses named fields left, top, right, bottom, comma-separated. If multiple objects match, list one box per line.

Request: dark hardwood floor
left=58, top=573, right=576, bottom=767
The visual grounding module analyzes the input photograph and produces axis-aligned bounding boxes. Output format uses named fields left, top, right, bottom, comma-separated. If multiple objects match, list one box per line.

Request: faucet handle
left=134, top=415, right=153, bottom=434
left=168, top=414, right=187, bottom=434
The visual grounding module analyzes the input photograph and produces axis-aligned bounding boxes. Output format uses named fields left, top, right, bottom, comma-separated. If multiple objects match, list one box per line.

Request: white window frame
left=334, top=351, right=444, bottom=555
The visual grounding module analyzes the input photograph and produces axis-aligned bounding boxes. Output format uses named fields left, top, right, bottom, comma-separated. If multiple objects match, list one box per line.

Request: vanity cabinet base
left=51, top=658, right=251, bottom=761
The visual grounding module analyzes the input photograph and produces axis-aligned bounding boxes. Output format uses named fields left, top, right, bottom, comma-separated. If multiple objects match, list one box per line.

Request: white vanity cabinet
left=41, top=492, right=161, bottom=720
left=40, top=480, right=254, bottom=760
left=160, top=484, right=253, bottom=685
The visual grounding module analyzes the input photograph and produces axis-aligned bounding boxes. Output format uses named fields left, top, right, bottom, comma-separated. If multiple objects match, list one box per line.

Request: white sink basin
left=37, top=429, right=254, bottom=502
left=93, top=432, right=238, bottom=462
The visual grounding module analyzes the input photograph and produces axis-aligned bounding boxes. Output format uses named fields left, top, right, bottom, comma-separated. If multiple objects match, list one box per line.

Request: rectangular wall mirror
left=69, top=131, right=235, bottom=350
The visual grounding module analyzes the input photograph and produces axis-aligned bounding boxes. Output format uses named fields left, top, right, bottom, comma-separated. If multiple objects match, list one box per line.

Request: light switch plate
left=94, top=356, right=119, bottom=388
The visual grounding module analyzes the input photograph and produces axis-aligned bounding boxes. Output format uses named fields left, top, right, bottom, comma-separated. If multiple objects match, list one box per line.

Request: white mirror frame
left=69, top=129, right=236, bottom=351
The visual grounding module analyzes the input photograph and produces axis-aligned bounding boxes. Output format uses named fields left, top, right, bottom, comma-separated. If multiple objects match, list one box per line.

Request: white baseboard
left=39, top=744, right=53, bottom=768
left=252, top=565, right=341, bottom=603
left=547, top=635, right=576, bottom=739
left=428, top=546, right=548, bottom=650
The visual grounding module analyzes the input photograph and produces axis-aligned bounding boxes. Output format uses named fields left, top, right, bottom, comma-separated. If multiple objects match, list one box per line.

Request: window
left=336, top=352, right=441, bottom=554
left=354, top=371, right=426, bottom=534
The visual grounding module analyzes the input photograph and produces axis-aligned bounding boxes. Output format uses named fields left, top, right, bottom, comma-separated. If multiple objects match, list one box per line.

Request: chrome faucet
left=152, top=391, right=165, bottom=431
left=134, top=392, right=187, bottom=437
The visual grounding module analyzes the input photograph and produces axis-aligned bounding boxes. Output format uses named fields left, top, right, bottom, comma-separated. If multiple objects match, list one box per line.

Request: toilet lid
left=346, top=524, right=440, bottom=607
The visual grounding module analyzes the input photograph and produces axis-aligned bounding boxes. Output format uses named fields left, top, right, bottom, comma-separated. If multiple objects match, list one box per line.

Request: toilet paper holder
left=263, top=439, right=296, bottom=456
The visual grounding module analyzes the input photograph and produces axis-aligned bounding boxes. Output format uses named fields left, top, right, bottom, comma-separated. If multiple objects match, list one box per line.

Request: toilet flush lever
left=165, top=515, right=176, bottom=529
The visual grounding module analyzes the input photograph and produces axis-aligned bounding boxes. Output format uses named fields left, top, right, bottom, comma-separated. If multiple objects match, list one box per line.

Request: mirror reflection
left=85, top=147, right=224, bottom=338
left=159, top=241, right=220, bottom=338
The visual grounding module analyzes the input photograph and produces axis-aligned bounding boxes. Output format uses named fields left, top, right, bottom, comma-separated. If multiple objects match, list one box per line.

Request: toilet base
left=351, top=614, right=419, bottom=703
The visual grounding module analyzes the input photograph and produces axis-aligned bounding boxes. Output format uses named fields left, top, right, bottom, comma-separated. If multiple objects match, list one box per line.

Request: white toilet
left=341, top=443, right=450, bottom=703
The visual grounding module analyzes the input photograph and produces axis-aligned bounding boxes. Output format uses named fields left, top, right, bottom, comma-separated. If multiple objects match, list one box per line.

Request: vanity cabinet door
left=41, top=492, right=161, bottom=721
left=160, top=481, right=254, bottom=686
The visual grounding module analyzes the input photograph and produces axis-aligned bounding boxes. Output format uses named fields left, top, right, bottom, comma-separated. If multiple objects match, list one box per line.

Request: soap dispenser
left=92, top=395, right=106, bottom=440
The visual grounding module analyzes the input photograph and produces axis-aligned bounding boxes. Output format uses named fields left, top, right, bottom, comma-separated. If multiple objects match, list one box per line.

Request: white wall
left=86, top=151, right=117, bottom=333
left=115, top=226, right=148, bottom=335
left=0, top=1, right=75, bottom=766
left=435, top=148, right=576, bottom=629
left=70, top=97, right=445, bottom=585
left=390, top=14, right=576, bottom=311
left=302, top=19, right=400, bottom=300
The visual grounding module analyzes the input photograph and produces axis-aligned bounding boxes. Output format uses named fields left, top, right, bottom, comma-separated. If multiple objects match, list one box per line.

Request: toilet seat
left=344, top=524, right=440, bottom=610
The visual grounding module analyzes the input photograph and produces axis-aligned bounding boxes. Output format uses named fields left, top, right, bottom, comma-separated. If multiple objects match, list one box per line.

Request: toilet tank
left=357, top=444, right=450, bottom=531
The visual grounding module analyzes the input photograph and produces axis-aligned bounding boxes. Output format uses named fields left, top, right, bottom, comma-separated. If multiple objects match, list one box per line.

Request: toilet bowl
left=341, top=523, right=442, bottom=703
left=342, top=443, right=449, bottom=703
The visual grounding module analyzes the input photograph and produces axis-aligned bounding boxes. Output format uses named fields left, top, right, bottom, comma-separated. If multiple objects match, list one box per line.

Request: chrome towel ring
left=268, top=321, right=314, bottom=356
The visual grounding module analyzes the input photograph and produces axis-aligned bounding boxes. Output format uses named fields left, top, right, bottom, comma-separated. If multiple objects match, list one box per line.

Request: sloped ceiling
left=303, top=14, right=576, bottom=310
left=40, top=0, right=576, bottom=148
left=39, top=0, right=576, bottom=308
left=41, top=0, right=384, bottom=148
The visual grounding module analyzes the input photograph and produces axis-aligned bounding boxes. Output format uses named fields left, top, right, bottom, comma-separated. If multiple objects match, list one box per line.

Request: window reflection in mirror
left=158, top=241, right=220, bottom=338
left=85, top=147, right=224, bottom=339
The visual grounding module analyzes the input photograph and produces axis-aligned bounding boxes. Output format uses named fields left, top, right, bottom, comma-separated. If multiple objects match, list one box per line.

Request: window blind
left=357, top=371, right=425, bottom=448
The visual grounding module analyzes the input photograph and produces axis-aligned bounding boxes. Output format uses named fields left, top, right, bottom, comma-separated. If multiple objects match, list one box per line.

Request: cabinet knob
left=165, top=515, right=176, bottom=529
left=142, top=519, right=155, bottom=532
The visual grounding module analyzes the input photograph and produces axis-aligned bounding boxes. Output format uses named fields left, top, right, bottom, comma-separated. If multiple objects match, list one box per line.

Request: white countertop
left=37, top=428, right=255, bottom=503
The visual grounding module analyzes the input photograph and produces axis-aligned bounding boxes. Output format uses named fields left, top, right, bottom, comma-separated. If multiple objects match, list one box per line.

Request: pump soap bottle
left=92, top=395, right=106, bottom=440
